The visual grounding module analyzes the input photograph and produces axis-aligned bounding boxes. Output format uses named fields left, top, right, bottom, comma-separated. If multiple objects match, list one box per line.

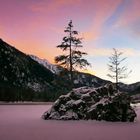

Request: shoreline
left=0, top=102, right=139, bottom=106
left=0, top=101, right=53, bottom=105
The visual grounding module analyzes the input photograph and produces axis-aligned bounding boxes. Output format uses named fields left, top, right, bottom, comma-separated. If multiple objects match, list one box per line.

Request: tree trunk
left=116, top=58, right=118, bottom=92
left=69, top=27, right=73, bottom=87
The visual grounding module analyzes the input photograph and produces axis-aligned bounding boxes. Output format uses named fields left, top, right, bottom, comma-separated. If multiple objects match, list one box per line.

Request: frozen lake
left=0, top=105, right=140, bottom=140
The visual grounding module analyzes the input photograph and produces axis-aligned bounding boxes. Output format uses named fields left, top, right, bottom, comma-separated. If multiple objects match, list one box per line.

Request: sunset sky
left=0, top=0, right=140, bottom=84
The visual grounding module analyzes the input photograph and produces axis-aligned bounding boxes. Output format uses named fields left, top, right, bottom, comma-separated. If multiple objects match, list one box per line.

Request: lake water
left=0, top=105, right=140, bottom=140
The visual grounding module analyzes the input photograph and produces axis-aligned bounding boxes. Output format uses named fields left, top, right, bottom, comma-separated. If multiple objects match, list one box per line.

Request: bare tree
left=55, top=20, right=90, bottom=85
left=107, top=48, right=131, bottom=91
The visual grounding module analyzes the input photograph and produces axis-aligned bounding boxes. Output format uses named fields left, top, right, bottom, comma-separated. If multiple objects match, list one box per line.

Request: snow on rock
left=30, top=55, right=60, bottom=74
left=42, top=84, right=137, bottom=122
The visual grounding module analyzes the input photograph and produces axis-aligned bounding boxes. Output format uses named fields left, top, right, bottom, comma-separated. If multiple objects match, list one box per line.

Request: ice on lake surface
left=0, top=104, right=140, bottom=140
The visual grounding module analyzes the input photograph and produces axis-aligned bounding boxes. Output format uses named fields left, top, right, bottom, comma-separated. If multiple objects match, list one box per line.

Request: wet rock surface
left=42, top=84, right=137, bottom=122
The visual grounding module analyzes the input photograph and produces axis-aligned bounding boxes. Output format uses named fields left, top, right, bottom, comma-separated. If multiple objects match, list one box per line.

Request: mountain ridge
left=0, top=38, right=140, bottom=101
left=29, top=54, right=61, bottom=74
left=29, top=51, right=140, bottom=92
left=0, top=38, right=55, bottom=92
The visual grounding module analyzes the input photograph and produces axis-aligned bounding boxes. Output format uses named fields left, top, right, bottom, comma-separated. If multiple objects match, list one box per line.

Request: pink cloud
left=124, top=0, right=140, bottom=23
left=0, top=24, right=4, bottom=35
left=113, top=0, right=140, bottom=30
left=30, top=0, right=82, bottom=13
left=30, top=0, right=123, bottom=42
left=81, top=0, right=123, bottom=41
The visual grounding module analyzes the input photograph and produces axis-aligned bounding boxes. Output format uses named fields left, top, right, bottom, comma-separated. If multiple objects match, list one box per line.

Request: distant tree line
left=0, top=85, right=69, bottom=102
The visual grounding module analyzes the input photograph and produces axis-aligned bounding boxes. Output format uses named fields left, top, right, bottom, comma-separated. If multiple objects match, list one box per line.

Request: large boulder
left=42, top=84, right=137, bottom=122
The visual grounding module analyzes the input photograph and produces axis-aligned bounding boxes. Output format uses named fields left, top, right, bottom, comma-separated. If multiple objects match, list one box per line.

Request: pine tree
left=107, top=48, right=132, bottom=91
left=55, top=20, right=90, bottom=85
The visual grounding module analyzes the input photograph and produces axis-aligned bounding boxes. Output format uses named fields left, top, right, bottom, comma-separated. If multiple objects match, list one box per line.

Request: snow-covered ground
left=0, top=104, right=140, bottom=140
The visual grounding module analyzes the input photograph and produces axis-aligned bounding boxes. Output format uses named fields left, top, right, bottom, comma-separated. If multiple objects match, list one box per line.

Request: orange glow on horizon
left=80, top=69, right=95, bottom=76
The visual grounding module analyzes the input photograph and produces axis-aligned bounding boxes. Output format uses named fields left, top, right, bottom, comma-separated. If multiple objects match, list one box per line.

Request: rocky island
left=42, top=84, right=137, bottom=122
